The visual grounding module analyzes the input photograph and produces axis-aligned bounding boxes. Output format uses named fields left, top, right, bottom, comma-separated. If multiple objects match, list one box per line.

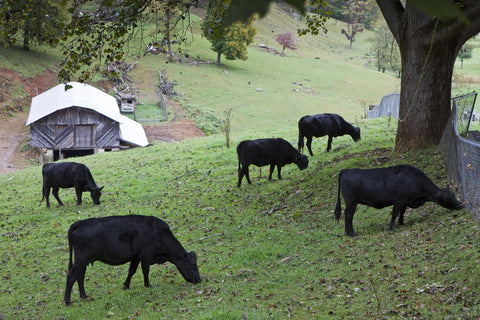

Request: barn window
left=75, top=125, right=96, bottom=147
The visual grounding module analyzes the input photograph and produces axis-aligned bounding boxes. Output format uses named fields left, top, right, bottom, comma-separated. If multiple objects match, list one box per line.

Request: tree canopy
left=201, top=0, right=256, bottom=65
left=0, top=0, right=68, bottom=50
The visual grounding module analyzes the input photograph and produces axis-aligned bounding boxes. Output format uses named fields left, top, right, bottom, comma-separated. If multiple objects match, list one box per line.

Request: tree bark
left=216, top=51, right=221, bottom=65
left=395, top=39, right=457, bottom=152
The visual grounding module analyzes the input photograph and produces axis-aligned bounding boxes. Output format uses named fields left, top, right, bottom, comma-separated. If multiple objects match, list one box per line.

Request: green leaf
left=226, top=0, right=305, bottom=25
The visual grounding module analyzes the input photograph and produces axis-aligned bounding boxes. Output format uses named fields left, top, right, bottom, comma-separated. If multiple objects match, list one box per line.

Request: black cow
left=41, top=162, right=104, bottom=208
left=298, top=113, right=361, bottom=155
left=64, top=215, right=201, bottom=305
left=334, top=165, right=463, bottom=236
left=237, top=138, right=309, bottom=187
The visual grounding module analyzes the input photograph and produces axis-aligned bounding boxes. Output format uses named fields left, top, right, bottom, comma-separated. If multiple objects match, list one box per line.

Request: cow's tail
left=39, top=184, right=47, bottom=207
left=334, top=170, right=343, bottom=221
left=297, top=119, right=304, bottom=152
left=67, top=225, right=74, bottom=271
left=237, top=142, right=243, bottom=175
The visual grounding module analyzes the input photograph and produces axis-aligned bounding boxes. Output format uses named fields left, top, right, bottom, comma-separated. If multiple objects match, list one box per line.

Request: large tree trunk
left=395, top=37, right=458, bottom=152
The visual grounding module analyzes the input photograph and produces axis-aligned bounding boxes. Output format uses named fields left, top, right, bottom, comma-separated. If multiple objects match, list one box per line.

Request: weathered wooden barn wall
left=30, top=107, right=121, bottom=149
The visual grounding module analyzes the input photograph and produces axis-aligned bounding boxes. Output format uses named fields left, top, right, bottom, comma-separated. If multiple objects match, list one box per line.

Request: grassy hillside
left=1, top=4, right=480, bottom=319
left=1, top=118, right=479, bottom=319
left=127, top=7, right=400, bottom=133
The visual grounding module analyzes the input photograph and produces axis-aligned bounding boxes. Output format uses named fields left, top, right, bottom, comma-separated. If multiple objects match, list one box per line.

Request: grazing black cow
left=298, top=113, right=361, bottom=155
left=64, top=215, right=201, bottom=305
left=334, top=165, right=463, bottom=236
left=237, top=138, right=308, bottom=187
left=41, top=162, right=103, bottom=208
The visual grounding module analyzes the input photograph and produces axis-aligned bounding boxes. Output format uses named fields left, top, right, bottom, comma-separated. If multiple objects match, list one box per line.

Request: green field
left=1, top=3, right=480, bottom=320
left=126, top=9, right=400, bottom=132
left=2, top=119, right=480, bottom=319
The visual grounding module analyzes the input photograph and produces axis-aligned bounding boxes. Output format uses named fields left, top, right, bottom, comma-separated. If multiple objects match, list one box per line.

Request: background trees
left=0, top=0, right=68, bottom=50
left=341, top=0, right=365, bottom=48
left=370, top=18, right=400, bottom=76
left=201, top=0, right=256, bottom=65
left=457, top=41, right=475, bottom=69
left=275, top=32, right=296, bottom=54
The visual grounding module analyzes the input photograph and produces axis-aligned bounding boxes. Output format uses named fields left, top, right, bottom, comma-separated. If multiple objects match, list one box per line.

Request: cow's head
left=87, top=186, right=104, bottom=205
left=295, top=153, right=309, bottom=170
left=175, top=251, right=201, bottom=284
left=352, top=127, right=361, bottom=142
left=436, top=186, right=463, bottom=210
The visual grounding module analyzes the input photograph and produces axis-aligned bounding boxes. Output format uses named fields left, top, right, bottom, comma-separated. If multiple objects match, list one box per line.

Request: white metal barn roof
left=27, top=82, right=148, bottom=147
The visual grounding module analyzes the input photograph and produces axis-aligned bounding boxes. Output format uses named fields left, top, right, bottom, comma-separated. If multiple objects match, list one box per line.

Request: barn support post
left=45, top=149, right=53, bottom=163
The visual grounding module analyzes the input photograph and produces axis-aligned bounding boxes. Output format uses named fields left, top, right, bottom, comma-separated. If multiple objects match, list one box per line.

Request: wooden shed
left=27, top=82, right=148, bottom=161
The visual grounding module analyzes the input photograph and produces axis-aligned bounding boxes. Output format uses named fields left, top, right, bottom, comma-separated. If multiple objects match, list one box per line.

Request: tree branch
left=411, top=1, right=480, bottom=45
left=376, top=0, right=405, bottom=42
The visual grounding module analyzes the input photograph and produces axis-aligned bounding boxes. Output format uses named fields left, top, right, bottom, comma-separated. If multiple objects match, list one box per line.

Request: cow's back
left=70, top=215, right=170, bottom=263
left=237, top=139, right=277, bottom=165
left=340, top=165, right=436, bottom=207
left=43, top=162, right=88, bottom=187
left=301, top=114, right=335, bottom=137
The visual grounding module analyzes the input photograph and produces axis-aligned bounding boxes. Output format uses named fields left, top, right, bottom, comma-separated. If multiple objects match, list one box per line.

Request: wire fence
left=439, top=92, right=480, bottom=220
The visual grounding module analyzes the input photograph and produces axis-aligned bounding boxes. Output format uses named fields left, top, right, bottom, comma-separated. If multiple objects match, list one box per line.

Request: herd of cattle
left=40, top=113, right=464, bottom=305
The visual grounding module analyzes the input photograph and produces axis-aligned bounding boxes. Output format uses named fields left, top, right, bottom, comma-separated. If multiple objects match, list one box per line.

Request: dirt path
left=0, top=113, right=31, bottom=175
left=143, top=99, right=205, bottom=142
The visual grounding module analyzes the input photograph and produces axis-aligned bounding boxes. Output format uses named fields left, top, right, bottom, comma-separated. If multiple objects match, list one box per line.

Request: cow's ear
left=99, top=186, right=104, bottom=191
left=446, top=184, right=450, bottom=190
left=187, top=251, right=197, bottom=262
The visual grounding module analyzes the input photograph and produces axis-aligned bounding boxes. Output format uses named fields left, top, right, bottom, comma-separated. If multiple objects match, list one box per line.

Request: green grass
left=1, top=118, right=480, bottom=319
left=127, top=9, right=400, bottom=133
left=1, top=4, right=480, bottom=319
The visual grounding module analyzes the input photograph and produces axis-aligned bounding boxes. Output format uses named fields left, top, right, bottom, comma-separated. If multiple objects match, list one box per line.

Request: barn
left=27, top=82, right=148, bottom=161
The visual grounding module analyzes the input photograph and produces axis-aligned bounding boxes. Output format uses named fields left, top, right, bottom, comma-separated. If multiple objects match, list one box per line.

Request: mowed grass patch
left=1, top=117, right=480, bottom=319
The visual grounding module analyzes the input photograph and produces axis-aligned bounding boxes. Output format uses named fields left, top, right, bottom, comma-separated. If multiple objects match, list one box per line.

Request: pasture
left=2, top=119, right=480, bottom=319
left=1, top=3, right=480, bottom=319
left=127, top=9, right=400, bottom=132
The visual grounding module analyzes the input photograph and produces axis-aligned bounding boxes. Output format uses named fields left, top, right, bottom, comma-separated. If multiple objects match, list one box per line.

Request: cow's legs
left=277, top=165, right=282, bottom=180
left=344, top=203, right=358, bottom=237
left=398, top=210, right=406, bottom=225
left=297, top=135, right=304, bottom=153
left=43, top=186, right=51, bottom=208
left=237, top=164, right=244, bottom=187
left=389, top=204, right=407, bottom=231
left=327, top=135, right=333, bottom=152
left=77, top=265, right=88, bottom=299
left=123, top=259, right=140, bottom=289
left=75, top=186, right=83, bottom=205
left=140, top=261, right=151, bottom=288
left=268, top=164, right=275, bottom=180
left=244, top=166, right=252, bottom=184
left=64, top=266, right=79, bottom=305
left=306, top=136, right=314, bottom=156
left=52, top=187, right=64, bottom=206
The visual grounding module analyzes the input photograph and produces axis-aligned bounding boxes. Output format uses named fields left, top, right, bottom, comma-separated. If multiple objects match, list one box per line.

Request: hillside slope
left=0, top=3, right=400, bottom=173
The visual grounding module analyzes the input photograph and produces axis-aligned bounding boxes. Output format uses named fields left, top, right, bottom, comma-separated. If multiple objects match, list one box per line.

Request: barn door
left=75, top=125, right=96, bottom=147
left=55, top=125, right=74, bottom=148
